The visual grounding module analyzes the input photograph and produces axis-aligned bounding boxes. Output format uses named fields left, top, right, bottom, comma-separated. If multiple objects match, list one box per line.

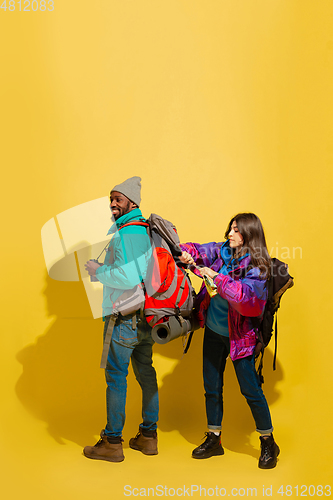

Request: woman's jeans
left=203, top=326, right=273, bottom=434
left=103, top=314, right=159, bottom=438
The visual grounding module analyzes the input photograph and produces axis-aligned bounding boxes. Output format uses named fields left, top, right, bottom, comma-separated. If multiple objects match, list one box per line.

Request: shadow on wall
left=16, top=273, right=283, bottom=456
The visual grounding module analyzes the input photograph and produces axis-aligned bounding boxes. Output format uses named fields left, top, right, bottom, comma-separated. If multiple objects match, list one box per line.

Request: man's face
left=109, top=191, right=136, bottom=220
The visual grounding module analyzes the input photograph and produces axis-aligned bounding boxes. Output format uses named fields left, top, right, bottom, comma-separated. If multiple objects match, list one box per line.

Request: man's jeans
left=203, top=326, right=273, bottom=434
left=103, top=314, right=159, bottom=438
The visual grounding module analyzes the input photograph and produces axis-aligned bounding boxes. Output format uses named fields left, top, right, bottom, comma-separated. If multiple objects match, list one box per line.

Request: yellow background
left=1, top=0, right=332, bottom=498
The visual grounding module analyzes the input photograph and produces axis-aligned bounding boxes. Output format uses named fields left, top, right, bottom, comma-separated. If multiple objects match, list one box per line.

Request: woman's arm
left=214, top=269, right=267, bottom=317
left=180, top=241, right=222, bottom=268
left=200, top=266, right=267, bottom=317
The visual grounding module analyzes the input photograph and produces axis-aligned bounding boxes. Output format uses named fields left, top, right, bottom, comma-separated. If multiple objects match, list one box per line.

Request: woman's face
left=228, top=220, right=244, bottom=249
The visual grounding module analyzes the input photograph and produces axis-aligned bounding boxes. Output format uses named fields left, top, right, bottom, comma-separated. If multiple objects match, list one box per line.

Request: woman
left=180, top=213, right=280, bottom=469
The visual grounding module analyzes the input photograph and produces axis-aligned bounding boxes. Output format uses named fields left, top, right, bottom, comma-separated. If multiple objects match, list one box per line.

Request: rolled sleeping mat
left=151, top=315, right=194, bottom=344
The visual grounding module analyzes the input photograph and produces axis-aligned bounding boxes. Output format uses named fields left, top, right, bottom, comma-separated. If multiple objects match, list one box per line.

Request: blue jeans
left=203, top=326, right=273, bottom=434
left=103, top=314, right=159, bottom=438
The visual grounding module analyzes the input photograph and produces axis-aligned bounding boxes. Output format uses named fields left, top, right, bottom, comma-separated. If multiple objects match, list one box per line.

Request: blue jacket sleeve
left=96, top=230, right=151, bottom=290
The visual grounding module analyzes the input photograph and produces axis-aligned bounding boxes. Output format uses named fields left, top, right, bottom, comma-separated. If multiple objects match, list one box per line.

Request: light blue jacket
left=96, top=208, right=151, bottom=316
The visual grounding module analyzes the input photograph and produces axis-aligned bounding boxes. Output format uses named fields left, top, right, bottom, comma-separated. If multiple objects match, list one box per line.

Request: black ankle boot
left=258, top=434, right=280, bottom=469
left=192, top=432, right=224, bottom=459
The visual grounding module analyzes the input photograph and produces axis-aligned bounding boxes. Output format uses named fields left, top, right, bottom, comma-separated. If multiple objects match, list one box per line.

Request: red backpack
left=120, top=214, right=197, bottom=343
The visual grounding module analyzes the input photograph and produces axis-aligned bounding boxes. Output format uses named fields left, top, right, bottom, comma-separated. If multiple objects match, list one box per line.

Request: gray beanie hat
left=111, top=176, right=141, bottom=206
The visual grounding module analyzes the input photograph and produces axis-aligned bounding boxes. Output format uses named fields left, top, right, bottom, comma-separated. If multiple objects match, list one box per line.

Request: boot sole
left=83, top=451, right=124, bottom=462
left=129, top=444, right=158, bottom=455
left=192, top=447, right=224, bottom=459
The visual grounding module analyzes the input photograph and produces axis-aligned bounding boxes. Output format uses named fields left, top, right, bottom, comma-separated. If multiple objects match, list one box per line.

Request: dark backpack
left=252, top=258, right=294, bottom=383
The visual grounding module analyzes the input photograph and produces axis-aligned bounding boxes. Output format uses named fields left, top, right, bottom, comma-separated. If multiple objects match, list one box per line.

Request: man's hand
left=85, top=260, right=102, bottom=277
left=198, top=267, right=218, bottom=280
left=179, top=251, right=195, bottom=266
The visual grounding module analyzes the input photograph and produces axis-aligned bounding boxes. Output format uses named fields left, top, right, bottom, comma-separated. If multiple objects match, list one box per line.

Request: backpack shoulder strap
left=118, top=220, right=149, bottom=230
left=271, top=257, right=294, bottom=307
left=273, top=312, right=278, bottom=370
left=183, top=331, right=194, bottom=354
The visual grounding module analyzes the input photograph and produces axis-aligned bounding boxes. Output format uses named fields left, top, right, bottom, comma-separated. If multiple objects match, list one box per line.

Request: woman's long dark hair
left=224, top=213, right=271, bottom=278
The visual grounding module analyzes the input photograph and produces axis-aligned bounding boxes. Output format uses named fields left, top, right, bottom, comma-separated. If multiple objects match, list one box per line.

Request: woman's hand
left=198, top=267, right=218, bottom=280
left=179, top=251, right=195, bottom=266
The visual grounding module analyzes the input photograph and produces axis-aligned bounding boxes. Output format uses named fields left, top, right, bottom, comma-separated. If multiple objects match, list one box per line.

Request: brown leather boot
left=129, top=427, right=158, bottom=455
left=83, top=430, right=124, bottom=462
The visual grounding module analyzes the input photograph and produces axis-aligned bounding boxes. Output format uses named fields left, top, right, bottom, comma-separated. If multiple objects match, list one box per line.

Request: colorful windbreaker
left=180, top=240, right=268, bottom=360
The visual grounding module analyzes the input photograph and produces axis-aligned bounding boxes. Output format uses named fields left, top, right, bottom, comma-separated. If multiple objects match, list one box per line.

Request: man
left=83, top=176, right=159, bottom=462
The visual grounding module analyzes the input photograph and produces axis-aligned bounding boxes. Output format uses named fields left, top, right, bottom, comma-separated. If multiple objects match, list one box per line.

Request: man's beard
left=112, top=201, right=131, bottom=220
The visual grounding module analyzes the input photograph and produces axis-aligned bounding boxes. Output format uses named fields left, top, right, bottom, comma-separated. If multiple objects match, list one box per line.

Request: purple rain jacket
left=180, top=240, right=268, bottom=361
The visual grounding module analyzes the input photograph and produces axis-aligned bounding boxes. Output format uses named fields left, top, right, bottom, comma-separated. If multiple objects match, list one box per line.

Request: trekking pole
left=88, top=239, right=112, bottom=282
